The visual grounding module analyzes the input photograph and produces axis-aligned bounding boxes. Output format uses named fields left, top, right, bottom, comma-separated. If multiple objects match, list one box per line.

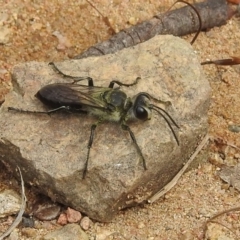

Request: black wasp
left=9, top=62, right=180, bottom=178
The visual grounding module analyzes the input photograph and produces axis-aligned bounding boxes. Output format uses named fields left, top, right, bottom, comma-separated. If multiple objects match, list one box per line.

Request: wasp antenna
left=150, top=105, right=179, bottom=145
left=178, top=0, right=202, bottom=45
left=150, top=104, right=179, bottom=129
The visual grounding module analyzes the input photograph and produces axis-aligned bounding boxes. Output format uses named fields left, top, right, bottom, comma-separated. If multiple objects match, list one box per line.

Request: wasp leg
left=108, top=77, right=141, bottom=88
left=49, top=62, right=94, bottom=86
left=8, top=106, right=71, bottom=114
left=83, top=122, right=99, bottom=179
left=121, top=124, right=147, bottom=171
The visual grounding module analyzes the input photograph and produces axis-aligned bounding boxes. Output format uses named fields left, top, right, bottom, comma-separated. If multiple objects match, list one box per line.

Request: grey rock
left=219, top=163, right=240, bottom=192
left=43, top=224, right=88, bottom=240
left=0, top=189, right=21, bottom=218
left=228, top=124, right=240, bottom=133
left=0, top=35, right=211, bottom=221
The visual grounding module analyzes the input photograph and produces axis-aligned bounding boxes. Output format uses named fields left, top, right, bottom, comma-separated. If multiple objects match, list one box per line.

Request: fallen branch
left=148, top=134, right=209, bottom=204
left=0, top=167, right=27, bottom=240
left=74, top=0, right=231, bottom=59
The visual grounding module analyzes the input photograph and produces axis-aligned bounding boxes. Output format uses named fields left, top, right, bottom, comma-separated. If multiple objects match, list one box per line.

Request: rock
left=43, top=223, right=88, bottom=240
left=66, top=207, right=81, bottom=223
left=205, top=223, right=235, bottom=240
left=31, top=197, right=61, bottom=221
left=21, top=228, right=38, bottom=239
left=0, top=189, right=21, bottom=218
left=228, top=124, right=240, bottom=133
left=95, top=229, right=125, bottom=240
left=80, top=216, right=92, bottom=231
left=33, top=204, right=61, bottom=221
left=57, top=213, right=68, bottom=225
left=22, top=215, right=34, bottom=228
left=219, top=163, right=240, bottom=192
left=0, top=35, right=211, bottom=221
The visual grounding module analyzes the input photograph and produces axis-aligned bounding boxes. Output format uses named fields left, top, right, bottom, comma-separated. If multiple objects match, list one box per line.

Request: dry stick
left=201, top=56, right=240, bottom=66
left=74, top=0, right=231, bottom=59
left=0, top=167, right=27, bottom=240
left=161, top=0, right=202, bottom=45
left=209, top=220, right=236, bottom=236
left=203, top=206, right=240, bottom=238
left=209, top=135, right=240, bottom=151
left=148, top=134, right=209, bottom=204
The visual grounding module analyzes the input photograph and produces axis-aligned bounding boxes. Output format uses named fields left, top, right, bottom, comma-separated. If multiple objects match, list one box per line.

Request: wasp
left=9, top=63, right=180, bottom=178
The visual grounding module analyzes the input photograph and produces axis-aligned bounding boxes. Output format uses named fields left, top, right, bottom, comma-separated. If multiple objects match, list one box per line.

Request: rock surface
left=0, top=35, right=210, bottom=221
left=0, top=189, right=21, bottom=218
left=43, top=224, right=88, bottom=240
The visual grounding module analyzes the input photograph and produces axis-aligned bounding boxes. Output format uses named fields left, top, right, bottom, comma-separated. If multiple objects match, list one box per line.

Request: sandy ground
left=0, top=0, right=240, bottom=239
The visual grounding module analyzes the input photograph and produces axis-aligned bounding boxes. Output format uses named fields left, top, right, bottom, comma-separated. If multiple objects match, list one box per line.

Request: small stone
left=66, top=207, right=82, bottom=223
left=22, top=215, right=34, bottom=228
left=21, top=228, right=38, bottom=238
left=32, top=198, right=61, bottom=221
left=34, top=205, right=61, bottom=221
left=95, top=229, right=114, bottom=240
left=0, top=189, right=21, bottom=218
left=52, top=30, right=72, bottom=50
left=128, top=16, right=137, bottom=25
left=80, top=216, right=91, bottom=230
left=228, top=124, right=240, bottom=133
left=41, top=221, right=57, bottom=230
left=43, top=223, right=89, bottom=240
left=57, top=213, right=68, bottom=225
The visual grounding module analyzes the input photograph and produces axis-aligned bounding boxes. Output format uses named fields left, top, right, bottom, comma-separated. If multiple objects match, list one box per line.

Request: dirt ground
left=0, top=0, right=240, bottom=239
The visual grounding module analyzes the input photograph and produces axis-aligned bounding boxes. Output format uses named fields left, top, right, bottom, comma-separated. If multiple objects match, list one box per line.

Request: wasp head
left=125, top=93, right=152, bottom=122
left=125, top=92, right=180, bottom=145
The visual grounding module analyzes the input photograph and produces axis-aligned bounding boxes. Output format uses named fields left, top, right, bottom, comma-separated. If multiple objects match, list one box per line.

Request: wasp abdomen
left=35, top=84, right=83, bottom=109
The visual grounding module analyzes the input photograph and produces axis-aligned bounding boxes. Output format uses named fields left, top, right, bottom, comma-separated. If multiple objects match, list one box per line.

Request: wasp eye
left=135, top=106, right=148, bottom=120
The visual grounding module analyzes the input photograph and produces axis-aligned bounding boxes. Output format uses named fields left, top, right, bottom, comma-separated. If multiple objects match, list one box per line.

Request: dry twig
left=148, top=134, right=209, bottom=204
left=0, top=167, right=27, bottom=240
left=203, top=206, right=240, bottom=238
left=75, top=0, right=231, bottom=59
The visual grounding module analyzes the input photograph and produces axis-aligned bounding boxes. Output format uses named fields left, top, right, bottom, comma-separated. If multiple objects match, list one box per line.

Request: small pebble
left=43, top=223, right=88, bottom=240
left=80, top=216, right=91, bottom=230
left=0, top=189, right=21, bottom=218
left=22, top=215, right=34, bottom=228
left=57, top=213, right=68, bottom=225
left=66, top=207, right=82, bottom=223
left=228, top=124, right=240, bottom=133
left=32, top=198, right=61, bottom=221
left=21, top=228, right=38, bottom=238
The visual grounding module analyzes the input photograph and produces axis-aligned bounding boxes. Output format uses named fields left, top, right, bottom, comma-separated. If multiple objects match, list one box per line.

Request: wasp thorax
left=103, top=90, right=127, bottom=109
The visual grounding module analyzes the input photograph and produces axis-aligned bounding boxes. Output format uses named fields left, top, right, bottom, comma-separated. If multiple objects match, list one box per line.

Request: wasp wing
left=36, top=83, right=111, bottom=110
